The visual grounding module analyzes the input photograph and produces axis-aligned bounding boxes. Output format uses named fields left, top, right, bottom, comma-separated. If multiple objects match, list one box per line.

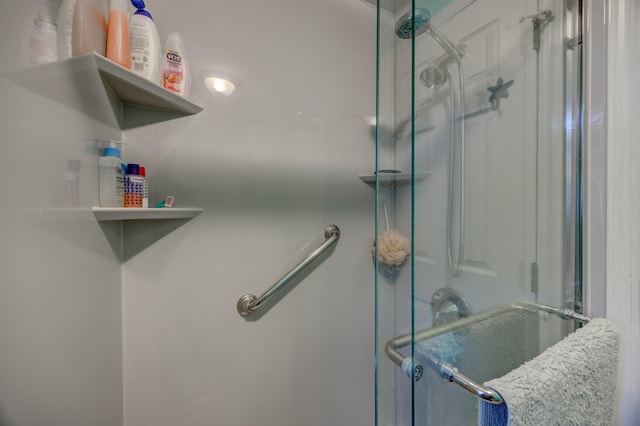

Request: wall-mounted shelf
left=92, top=207, right=204, bottom=222
left=359, top=171, right=431, bottom=186
left=6, top=53, right=203, bottom=129
left=92, top=207, right=204, bottom=260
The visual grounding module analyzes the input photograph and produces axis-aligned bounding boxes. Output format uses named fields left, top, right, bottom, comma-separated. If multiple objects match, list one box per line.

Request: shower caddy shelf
left=92, top=207, right=204, bottom=221
left=358, top=171, right=431, bottom=186
left=6, top=52, right=203, bottom=129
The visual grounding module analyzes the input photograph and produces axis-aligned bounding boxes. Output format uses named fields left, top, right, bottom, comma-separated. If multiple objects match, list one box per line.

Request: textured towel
left=479, top=318, right=620, bottom=426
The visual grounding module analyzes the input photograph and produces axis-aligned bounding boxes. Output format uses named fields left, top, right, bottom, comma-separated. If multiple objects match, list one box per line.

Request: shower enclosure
left=373, top=0, right=583, bottom=424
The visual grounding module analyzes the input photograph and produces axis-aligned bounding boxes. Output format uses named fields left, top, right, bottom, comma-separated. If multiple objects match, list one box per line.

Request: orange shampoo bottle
left=106, top=0, right=131, bottom=68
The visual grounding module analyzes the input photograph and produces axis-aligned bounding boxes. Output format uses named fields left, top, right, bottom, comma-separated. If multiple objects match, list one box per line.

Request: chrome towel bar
left=385, top=301, right=590, bottom=404
left=237, top=224, right=340, bottom=318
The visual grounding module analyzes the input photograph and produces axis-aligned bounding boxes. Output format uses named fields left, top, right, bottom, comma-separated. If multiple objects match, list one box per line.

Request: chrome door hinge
left=566, top=35, right=582, bottom=50
left=520, top=10, right=555, bottom=51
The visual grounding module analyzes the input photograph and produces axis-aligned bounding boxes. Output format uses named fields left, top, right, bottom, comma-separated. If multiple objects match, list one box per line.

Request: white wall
left=0, top=1, right=123, bottom=425
left=121, top=1, right=377, bottom=425
left=1, top=0, right=635, bottom=425
left=600, top=1, right=640, bottom=424
left=584, top=1, right=640, bottom=424
left=0, top=0, right=376, bottom=425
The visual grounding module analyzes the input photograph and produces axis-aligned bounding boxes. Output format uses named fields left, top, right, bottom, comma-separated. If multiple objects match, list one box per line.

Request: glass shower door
left=375, top=0, right=580, bottom=424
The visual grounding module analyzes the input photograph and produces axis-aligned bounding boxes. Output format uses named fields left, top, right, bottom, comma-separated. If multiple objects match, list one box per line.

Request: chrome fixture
left=394, top=8, right=464, bottom=66
left=431, top=287, right=473, bottom=326
left=385, top=301, right=591, bottom=404
left=237, top=225, right=340, bottom=318
left=519, top=10, right=555, bottom=51
left=394, top=8, right=432, bottom=39
left=420, top=44, right=467, bottom=88
left=395, top=8, right=467, bottom=277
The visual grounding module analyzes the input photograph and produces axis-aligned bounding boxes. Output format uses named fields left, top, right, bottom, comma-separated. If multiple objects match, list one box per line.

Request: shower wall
left=602, top=1, right=640, bottom=423
left=121, top=1, right=377, bottom=426
left=0, top=0, right=377, bottom=425
left=0, top=2, right=123, bottom=425
left=394, top=0, right=566, bottom=323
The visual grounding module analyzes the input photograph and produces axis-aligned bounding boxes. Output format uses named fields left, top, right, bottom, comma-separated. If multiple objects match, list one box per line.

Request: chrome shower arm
left=426, top=24, right=464, bottom=62
left=432, top=43, right=467, bottom=68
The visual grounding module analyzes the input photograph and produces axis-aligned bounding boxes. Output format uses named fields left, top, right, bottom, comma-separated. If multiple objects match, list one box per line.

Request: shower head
left=420, top=66, right=448, bottom=88
left=394, top=8, right=462, bottom=67
left=395, top=8, right=431, bottom=39
left=395, top=8, right=466, bottom=89
left=419, top=43, right=467, bottom=88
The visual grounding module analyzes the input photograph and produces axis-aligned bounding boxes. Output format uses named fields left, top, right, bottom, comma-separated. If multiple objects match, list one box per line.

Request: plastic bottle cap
left=106, top=140, right=124, bottom=148
left=131, top=0, right=153, bottom=19
left=127, top=163, right=140, bottom=176
left=140, top=166, right=146, bottom=177
left=104, top=147, right=121, bottom=158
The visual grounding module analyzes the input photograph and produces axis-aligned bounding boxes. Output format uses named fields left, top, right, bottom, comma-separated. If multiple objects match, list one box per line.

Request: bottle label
left=162, top=49, right=184, bottom=93
left=115, top=166, right=124, bottom=205
left=64, top=172, right=80, bottom=207
left=99, top=163, right=123, bottom=207
left=124, top=175, right=144, bottom=208
left=30, top=13, right=58, bottom=64
left=130, top=20, right=151, bottom=73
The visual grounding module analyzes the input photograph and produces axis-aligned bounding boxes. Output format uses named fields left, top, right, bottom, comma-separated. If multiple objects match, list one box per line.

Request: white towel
left=479, top=318, right=619, bottom=426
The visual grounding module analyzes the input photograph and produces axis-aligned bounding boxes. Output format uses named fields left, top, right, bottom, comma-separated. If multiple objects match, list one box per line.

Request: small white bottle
left=99, top=142, right=124, bottom=207
left=56, top=0, right=77, bottom=59
left=129, top=0, right=161, bottom=83
left=64, top=159, right=80, bottom=207
left=161, top=32, right=190, bottom=98
left=27, top=0, right=60, bottom=65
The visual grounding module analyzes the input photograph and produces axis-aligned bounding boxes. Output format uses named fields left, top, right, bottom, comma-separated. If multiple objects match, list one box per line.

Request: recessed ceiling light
left=204, top=76, right=236, bottom=96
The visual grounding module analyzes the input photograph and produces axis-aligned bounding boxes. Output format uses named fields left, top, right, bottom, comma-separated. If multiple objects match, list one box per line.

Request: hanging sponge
left=372, top=229, right=411, bottom=266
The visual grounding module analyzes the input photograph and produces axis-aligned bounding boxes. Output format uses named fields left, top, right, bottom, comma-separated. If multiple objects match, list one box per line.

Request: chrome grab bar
left=237, top=224, right=340, bottom=318
left=385, top=301, right=590, bottom=404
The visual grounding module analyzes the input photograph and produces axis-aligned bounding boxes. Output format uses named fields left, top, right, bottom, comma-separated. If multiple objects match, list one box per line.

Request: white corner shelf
left=359, top=171, right=431, bottom=186
left=6, top=53, right=203, bottom=129
left=92, top=207, right=204, bottom=222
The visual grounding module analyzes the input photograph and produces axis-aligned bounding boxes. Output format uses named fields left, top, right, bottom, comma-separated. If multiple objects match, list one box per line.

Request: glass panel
left=374, top=1, right=413, bottom=424
left=375, top=0, right=583, bottom=424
